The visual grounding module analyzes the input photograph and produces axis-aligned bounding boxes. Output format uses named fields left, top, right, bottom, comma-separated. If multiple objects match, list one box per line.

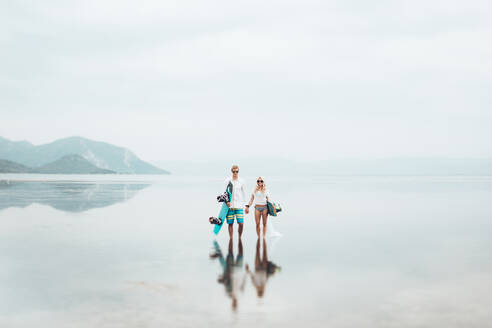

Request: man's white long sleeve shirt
left=225, top=177, right=246, bottom=209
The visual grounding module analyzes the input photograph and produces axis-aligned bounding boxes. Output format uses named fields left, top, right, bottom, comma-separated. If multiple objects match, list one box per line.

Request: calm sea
left=1, top=174, right=492, bottom=327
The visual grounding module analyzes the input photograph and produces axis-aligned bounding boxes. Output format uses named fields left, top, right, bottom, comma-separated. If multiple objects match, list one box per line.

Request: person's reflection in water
left=246, top=238, right=281, bottom=298
left=210, top=238, right=247, bottom=311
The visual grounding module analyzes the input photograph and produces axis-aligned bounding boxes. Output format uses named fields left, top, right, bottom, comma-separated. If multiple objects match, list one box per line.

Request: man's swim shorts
left=226, top=208, right=244, bottom=224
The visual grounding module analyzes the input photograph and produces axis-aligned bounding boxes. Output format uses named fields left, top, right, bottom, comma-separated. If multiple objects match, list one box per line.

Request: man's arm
left=241, top=182, right=247, bottom=209
left=225, top=178, right=231, bottom=207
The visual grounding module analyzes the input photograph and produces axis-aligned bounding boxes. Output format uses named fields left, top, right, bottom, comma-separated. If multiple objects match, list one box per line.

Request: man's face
left=232, top=168, right=239, bottom=178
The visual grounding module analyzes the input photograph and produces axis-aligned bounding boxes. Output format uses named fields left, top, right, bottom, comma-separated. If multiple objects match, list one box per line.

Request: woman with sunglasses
left=245, top=177, right=270, bottom=238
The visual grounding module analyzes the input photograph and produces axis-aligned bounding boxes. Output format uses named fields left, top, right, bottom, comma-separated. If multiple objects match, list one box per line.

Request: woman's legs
left=261, top=209, right=268, bottom=237
left=255, top=209, right=261, bottom=237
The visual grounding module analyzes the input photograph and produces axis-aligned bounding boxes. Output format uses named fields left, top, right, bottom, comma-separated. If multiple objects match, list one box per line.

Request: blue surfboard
left=213, top=184, right=232, bottom=235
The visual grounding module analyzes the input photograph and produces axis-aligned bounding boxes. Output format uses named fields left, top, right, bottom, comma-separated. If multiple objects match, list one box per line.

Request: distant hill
left=0, top=136, right=169, bottom=174
left=36, top=154, right=115, bottom=174
left=0, top=155, right=114, bottom=174
left=0, top=159, right=34, bottom=173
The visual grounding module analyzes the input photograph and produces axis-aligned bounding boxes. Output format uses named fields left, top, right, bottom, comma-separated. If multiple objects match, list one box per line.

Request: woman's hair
left=255, top=176, right=266, bottom=193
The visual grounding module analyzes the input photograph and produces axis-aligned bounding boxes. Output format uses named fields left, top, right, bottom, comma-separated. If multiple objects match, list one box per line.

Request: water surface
left=1, top=175, right=491, bottom=327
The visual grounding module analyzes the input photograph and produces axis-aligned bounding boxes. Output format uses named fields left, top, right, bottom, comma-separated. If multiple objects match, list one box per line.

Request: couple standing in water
left=224, top=165, right=270, bottom=239
left=214, top=165, right=280, bottom=310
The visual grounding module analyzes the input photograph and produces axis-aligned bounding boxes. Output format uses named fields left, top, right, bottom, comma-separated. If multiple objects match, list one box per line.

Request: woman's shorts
left=227, top=208, right=244, bottom=224
left=255, top=205, right=267, bottom=213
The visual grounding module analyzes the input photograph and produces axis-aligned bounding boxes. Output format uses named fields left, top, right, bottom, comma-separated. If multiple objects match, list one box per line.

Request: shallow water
left=1, top=175, right=492, bottom=327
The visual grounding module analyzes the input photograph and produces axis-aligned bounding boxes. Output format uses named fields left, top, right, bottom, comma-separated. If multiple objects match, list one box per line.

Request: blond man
left=225, top=165, right=247, bottom=239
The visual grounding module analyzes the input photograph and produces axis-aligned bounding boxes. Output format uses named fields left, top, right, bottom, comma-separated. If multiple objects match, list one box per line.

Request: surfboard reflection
left=210, top=237, right=281, bottom=310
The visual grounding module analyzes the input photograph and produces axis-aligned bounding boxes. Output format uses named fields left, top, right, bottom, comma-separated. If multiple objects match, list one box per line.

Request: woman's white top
left=252, top=189, right=269, bottom=206
left=225, top=177, right=247, bottom=209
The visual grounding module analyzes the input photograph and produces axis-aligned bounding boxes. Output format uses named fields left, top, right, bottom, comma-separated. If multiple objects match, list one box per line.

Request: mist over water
left=1, top=174, right=492, bottom=327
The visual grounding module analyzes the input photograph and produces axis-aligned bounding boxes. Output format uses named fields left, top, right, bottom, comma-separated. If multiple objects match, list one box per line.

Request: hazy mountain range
left=0, top=136, right=169, bottom=174
left=0, top=155, right=115, bottom=174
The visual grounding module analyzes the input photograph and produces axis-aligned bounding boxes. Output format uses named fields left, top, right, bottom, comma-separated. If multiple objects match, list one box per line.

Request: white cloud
left=1, top=0, right=491, bottom=160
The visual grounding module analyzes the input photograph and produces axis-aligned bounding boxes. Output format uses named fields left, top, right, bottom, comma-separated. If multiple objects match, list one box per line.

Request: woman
left=245, top=176, right=270, bottom=238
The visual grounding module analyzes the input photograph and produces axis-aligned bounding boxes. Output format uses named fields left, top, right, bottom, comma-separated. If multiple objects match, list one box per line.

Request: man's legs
left=227, top=208, right=235, bottom=239
left=227, top=208, right=244, bottom=239
left=235, top=209, right=244, bottom=239
left=238, top=223, right=244, bottom=239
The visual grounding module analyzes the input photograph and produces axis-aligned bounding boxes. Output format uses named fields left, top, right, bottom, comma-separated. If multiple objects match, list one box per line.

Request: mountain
left=0, top=136, right=169, bottom=174
left=0, top=155, right=114, bottom=174
left=0, top=159, right=34, bottom=173
left=36, top=154, right=115, bottom=174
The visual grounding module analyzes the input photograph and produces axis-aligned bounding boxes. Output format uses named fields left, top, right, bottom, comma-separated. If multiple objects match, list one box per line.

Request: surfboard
left=213, top=183, right=232, bottom=235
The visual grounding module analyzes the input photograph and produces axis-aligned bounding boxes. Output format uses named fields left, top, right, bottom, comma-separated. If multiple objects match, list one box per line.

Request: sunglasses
left=232, top=170, right=239, bottom=173
left=257, top=180, right=264, bottom=183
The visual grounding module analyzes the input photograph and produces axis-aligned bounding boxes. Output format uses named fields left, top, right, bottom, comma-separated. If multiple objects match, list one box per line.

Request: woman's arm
left=246, top=194, right=254, bottom=214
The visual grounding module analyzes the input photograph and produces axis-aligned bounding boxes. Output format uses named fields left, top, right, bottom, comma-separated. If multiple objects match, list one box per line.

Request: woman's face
left=257, top=178, right=264, bottom=186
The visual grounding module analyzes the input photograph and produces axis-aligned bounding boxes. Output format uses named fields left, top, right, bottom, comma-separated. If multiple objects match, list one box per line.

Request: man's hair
left=231, top=165, right=239, bottom=172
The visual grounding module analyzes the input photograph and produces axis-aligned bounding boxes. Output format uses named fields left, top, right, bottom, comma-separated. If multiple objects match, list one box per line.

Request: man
left=225, top=165, right=247, bottom=239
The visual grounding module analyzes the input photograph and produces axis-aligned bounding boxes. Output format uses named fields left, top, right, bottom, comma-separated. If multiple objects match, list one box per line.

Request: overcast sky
left=1, top=0, right=491, bottom=161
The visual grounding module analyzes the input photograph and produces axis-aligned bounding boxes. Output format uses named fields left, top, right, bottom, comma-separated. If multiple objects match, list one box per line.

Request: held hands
left=226, top=202, right=231, bottom=207
left=245, top=207, right=249, bottom=214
